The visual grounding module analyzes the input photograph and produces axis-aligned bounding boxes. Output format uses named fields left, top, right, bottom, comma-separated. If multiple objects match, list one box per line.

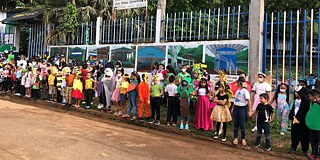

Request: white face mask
left=258, top=78, right=264, bottom=82
left=280, top=89, right=286, bottom=93
left=117, top=74, right=122, bottom=77
left=182, top=69, right=187, bottom=72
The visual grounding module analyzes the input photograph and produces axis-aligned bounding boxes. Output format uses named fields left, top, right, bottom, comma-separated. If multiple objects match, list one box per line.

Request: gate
left=262, top=9, right=320, bottom=85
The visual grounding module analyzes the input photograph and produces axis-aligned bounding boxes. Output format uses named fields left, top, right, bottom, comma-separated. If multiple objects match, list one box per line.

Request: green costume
left=306, top=103, right=320, bottom=130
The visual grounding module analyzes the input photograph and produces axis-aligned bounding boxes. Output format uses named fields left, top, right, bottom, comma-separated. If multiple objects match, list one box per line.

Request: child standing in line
left=56, top=71, right=63, bottom=103
left=72, top=73, right=83, bottom=108
left=194, top=78, right=213, bottom=131
left=120, top=74, right=130, bottom=118
left=31, top=70, right=41, bottom=100
left=233, top=77, right=252, bottom=146
left=14, top=66, right=22, bottom=96
left=20, top=69, right=27, bottom=97
left=289, top=86, right=310, bottom=154
left=84, top=73, right=95, bottom=109
left=254, top=93, right=274, bottom=151
left=25, top=67, right=33, bottom=97
left=149, top=75, right=163, bottom=125
left=178, top=80, right=192, bottom=130
left=111, top=69, right=123, bottom=116
left=137, top=73, right=151, bottom=123
left=211, top=81, right=232, bottom=141
left=270, top=83, right=290, bottom=135
left=165, top=75, right=178, bottom=126
left=127, top=72, right=140, bottom=121
left=48, top=69, right=56, bottom=102
left=306, top=89, right=320, bottom=159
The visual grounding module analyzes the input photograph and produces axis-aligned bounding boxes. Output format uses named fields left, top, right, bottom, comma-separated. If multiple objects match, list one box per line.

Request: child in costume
left=270, top=83, right=290, bottom=135
left=178, top=80, right=192, bottom=130
left=211, top=81, right=232, bottom=141
left=97, top=68, right=115, bottom=113
left=56, top=71, right=64, bottom=103
left=65, top=68, right=75, bottom=106
left=137, top=73, right=151, bottom=123
left=251, top=72, right=271, bottom=132
left=127, top=71, right=140, bottom=120
left=149, top=75, right=163, bottom=125
left=254, top=93, right=274, bottom=151
left=120, top=74, right=130, bottom=118
left=306, top=89, right=320, bottom=159
left=20, top=69, right=27, bottom=96
left=194, top=78, right=213, bottom=131
left=48, top=66, right=57, bottom=102
left=289, top=86, right=310, bottom=154
left=84, top=73, right=95, bottom=109
left=111, top=69, right=123, bottom=116
left=72, top=73, right=83, bottom=108
left=31, top=69, right=42, bottom=100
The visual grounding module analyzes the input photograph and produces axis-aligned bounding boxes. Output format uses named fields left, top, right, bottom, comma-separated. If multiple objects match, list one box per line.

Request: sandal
left=242, top=139, right=247, bottom=146
left=130, top=116, right=136, bottom=121
left=233, top=139, right=238, bottom=145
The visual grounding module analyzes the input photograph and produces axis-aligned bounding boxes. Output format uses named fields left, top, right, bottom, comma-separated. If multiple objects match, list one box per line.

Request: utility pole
left=249, top=0, right=264, bottom=82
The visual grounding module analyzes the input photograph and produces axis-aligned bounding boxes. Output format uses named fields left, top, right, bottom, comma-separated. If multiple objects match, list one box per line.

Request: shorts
left=49, top=86, right=56, bottom=95
left=120, top=94, right=127, bottom=101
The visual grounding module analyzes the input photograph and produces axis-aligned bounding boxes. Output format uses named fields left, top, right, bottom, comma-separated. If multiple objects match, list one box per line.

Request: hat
left=257, top=72, right=267, bottom=78
left=152, top=75, right=159, bottom=81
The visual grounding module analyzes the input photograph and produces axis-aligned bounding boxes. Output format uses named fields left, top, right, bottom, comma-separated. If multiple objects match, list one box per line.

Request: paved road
left=0, top=99, right=285, bottom=160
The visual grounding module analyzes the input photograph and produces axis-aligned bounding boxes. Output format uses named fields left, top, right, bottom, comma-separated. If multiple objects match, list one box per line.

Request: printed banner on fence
left=113, top=0, right=147, bottom=10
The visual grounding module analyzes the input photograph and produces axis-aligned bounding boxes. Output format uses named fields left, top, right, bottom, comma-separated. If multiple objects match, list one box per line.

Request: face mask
left=258, top=78, right=264, bottom=82
left=280, top=89, right=286, bottom=93
left=182, top=69, right=187, bottom=72
left=117, top=74, right=122, bottom=77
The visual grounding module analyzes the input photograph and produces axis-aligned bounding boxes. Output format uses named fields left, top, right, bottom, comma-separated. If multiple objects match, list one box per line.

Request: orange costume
left=138, top=80, right=150, bottom=118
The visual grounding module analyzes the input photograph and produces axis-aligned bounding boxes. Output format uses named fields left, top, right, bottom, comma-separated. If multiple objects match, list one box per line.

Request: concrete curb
left=0, top=94, right=304, bottom=160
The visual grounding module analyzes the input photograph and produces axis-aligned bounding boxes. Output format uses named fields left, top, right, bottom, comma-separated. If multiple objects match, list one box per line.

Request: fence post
left=155, top=8, right=162, bottom=43
left=249, top=0, right=264, bottom=82
left=96, top=17, right=102, bottom=45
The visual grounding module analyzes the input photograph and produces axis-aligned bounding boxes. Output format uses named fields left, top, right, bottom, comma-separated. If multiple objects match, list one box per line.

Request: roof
left=2, top=9, right=44, bottom=25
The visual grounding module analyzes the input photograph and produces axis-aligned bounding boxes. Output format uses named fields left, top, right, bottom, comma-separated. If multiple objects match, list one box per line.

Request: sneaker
left=130, top=116, right=137, bottom=121
left=255, top=144, right=260, bottom=148
left=82, top=101, right=86, bottom=104
left=97, top=104, right=104, bottom=109
left=172, top=123, right=177, bottom=127
left=180, top=123, right=184, bottom=130
left=184, top=124, right=189, bottom=130
left=265, top=147, right=271, bottom=151
left=84, top=106, right=91, bottom=109
left=138, top=118, right=144, bottom=123
left=213, top=135, right=219, bottom=139
left=148, top=119, right=154, bottom=124
left=155, top=120, right=160, bottom=126
left=251, top=126, right=257, bottom=132
left=167, top=123, right=170, bottom=126
left=280, top=132, right=285, bottom=136
left=221, top=138, right=226, bottom=142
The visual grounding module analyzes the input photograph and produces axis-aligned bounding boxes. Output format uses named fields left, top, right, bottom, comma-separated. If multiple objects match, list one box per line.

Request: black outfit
left=289, top=87, right=310, bottom=153
left=167, top=97, right=178, bottom=123
left=255, top=103, right=274, bottom=148
left=85, top=89, right=94, bottom=107
left=15, top=78, right=21, bottom=94
left=151, top=97, right=161, bottom=121
left=215, top=93, right=229, bottom=138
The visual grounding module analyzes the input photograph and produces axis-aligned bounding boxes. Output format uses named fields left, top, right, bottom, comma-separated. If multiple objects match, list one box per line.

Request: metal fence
left=100, top=16, right=156, bottom=44
left=65, top=21, right=97, bottom=45
left=161, top=6, right=250, bottom=42
left=263, top=9, right=320, bottom=84
left=28, top=24, right=48, bottom=58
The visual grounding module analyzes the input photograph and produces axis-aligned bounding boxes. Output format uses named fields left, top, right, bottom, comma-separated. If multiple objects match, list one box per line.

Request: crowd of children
left=2, top=54, right=320, bottom=157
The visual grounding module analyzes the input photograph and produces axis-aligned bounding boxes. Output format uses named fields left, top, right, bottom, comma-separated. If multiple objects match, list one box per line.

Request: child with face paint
left=270, top=83, right=290, bottom=135
left=251, top=72, right=272, bottom=132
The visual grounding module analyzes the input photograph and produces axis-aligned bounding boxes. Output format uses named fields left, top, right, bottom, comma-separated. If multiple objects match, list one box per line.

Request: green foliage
left=62, top=2, right=79, bottom=41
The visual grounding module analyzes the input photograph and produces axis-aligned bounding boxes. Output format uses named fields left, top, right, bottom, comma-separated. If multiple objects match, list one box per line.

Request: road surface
left=0, top=99, right=285, bottom=160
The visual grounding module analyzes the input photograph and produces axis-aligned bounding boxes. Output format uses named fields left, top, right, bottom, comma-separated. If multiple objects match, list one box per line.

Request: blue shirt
left=16, top=70, right=22, bottom=79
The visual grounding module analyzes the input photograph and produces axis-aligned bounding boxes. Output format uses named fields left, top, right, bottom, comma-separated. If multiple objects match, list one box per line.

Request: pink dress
left=194, top=88, right=213, bottom=131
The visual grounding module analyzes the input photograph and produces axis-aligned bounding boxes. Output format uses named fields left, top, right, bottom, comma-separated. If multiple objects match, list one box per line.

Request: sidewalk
left=0, top=93, right=305, bottom=160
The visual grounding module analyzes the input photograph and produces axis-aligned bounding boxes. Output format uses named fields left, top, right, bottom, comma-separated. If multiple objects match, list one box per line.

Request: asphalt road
left=0, top=99, right=285, bottom=160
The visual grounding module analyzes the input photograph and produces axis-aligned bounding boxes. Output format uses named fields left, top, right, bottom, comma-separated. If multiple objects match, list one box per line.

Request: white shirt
left=198, top=88, right=207, bottom=96
left=165, top=83, right=178, bottom=97
left=234, top=88, right=250, bottom=106
left=252, top=82, right=271, bottom=95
